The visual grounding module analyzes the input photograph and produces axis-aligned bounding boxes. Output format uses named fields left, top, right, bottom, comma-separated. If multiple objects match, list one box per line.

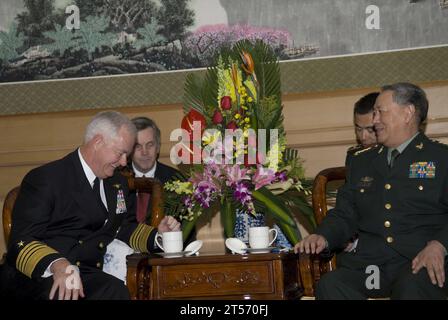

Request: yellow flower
left=202, top=130, right=222, bottom=146
left=244, top=79, right=257, bottom=101
left=164, top=181, right=193, bottom=195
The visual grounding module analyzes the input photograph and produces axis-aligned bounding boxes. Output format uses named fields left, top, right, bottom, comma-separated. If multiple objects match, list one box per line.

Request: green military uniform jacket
left=316, top=133, right=448, bottom=268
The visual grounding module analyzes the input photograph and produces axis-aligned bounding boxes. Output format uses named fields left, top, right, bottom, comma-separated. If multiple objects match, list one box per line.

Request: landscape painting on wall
left=0, top=0, right=447, bottom=83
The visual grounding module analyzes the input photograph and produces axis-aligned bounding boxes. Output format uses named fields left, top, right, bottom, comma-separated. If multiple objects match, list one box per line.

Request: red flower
left=220, top=96, right=232, bottom=110
left=181, top=109, right=206, bottom=136
left=180, top=109, right=206, bottom=163
left=212, top=110, right=223, bottom=124
left=226, top=121, right=238, bottom=130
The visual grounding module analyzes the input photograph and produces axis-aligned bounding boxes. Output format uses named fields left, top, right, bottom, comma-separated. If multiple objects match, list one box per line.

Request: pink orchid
left=253, top=165, right=277, bottom=190
left=224, top=165, right=250, bottom=187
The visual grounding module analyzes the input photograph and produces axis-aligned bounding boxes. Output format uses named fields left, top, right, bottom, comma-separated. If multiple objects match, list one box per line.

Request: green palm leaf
left=183, top=67, right=219, bottom=118
left=181, top=214, right=200, bottom=242
left=252, top=187, right=295, bottom=227
left=275, top=219, right=301, bottom=245
left=220, top=199, right=236, bottom=238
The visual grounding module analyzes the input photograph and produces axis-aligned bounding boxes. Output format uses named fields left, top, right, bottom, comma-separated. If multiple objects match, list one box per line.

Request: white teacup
left=155, top=231, right=183, bottom=253
left=248, top=226, right=277, bottom=249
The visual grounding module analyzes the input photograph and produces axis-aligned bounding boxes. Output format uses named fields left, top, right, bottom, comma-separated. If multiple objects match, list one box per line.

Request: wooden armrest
left=127, top=177, right=164, bottom=227
left=126, top=253, right=152, bottom=300
left=298, top=253, right=336, bottom=296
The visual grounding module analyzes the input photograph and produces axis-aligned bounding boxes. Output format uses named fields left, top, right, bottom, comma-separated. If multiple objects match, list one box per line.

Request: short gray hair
left=84, top=111, right=137, bottom=143
left=381, top=82, right=428, bottom=125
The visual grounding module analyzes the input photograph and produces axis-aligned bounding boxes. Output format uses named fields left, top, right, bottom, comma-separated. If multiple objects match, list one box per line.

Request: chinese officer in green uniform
left=295, top=82, right=448, bottom=299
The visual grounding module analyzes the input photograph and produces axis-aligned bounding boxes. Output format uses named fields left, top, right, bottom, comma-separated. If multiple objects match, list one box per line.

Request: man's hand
left=294, top=234, right=328, bottom=254
left=412, top=240, right=446, bottom=288
left=49, top=258, right=85, bottom=300
left=157, top=216, right=181, bottom=233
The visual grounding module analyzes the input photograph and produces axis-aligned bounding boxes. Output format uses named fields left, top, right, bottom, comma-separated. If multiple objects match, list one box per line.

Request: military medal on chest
left=409, top=161, right=436, bottom=179
left=114, top=184, right=127, bottom=214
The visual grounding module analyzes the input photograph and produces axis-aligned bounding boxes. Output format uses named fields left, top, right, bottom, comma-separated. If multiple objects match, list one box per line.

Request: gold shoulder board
left=354, top=146, right=373, bottom=156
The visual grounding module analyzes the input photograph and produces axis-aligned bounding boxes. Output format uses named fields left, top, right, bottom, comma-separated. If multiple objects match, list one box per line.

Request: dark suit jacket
left=154, top=161, right=180, bottom=185
left=317, top=133, right=448, bottom=269
left=6, top=150, right=156, bottom=280
left=345, top=144, right=364, bottom=168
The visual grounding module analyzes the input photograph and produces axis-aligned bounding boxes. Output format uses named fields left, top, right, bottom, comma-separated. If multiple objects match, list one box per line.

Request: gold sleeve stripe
left=129, top=224, right=154, bottom=253
left=16, top=241, right=58, bottom=278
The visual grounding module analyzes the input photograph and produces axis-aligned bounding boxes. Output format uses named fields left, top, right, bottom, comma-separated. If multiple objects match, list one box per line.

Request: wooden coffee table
left=127, top=252, right=302, bottom=300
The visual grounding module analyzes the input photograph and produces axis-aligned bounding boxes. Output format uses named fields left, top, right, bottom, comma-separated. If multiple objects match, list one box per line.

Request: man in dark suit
left=0, top=111, right=180, bottom=300
left=295, top=83, right=448, bottom=299
left=128, top=117, right=180, bottom=223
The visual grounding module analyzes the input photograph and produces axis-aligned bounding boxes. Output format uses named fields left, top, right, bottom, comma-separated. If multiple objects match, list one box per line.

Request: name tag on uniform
left=116, top=189, right=127, bottom=214
left=409, top=161, right=436, bottom=178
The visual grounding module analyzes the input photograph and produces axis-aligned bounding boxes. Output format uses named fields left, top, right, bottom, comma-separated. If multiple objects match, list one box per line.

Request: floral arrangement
left=165, top=40, right=314, bottom=245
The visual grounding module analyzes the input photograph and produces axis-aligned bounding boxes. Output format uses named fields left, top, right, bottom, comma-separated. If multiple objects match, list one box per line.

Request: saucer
left=246, top=247, right=275, bottom=254
left=155, top=251, right=191, bottom=258
left=184, top=240, right=203, bottom=256
left=225, top=238, right=247, bottom=254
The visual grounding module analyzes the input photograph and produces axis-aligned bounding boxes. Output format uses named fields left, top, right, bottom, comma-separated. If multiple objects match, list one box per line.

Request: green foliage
left=76, top=15, right=115, bottom=60
left=157, top=0, right=195, bottom=41
left=220, top=199, right=236, bottom=238
left=133, top=19, right=166, bottom=51
left=278, top=190, right=315, bottom=229
left=16, top=0, right=59, bottom=46
left=42, top=24, right=76, bottom=56
left=0, top=24, right=25, bottom=63
left=75, top=0, right=158, bottom=32
left=183, top=68, right=219, bottom=122
left=74, top=0, right=108, bottom=18
left=163, top=173, right=189, bottom=217
left=253, top=188, right=296, bottom=227
left=257, top=96, right=279, bottom=129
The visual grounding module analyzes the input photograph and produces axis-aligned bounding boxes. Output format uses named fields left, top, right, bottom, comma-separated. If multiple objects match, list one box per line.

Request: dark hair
left=354, top=92, right=379, bottom=116
left=131, top=116, right=161, bottom=148
left=381, top=82, right=428, bottom=124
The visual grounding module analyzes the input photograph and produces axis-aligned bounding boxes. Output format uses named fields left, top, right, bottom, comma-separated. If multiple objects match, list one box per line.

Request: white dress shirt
left=132, top=162, right=157, bottom=178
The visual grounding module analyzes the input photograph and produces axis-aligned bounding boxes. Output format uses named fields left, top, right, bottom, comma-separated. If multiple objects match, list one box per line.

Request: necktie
left=93, top=177, right=108, bottom=213
left=389, top=149, right=400, bottom=168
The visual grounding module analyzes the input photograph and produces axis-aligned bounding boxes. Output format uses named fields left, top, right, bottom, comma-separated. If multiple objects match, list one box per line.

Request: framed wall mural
left=1, top=0, right=446, bottom=84
left=0, top=0, right=447, bottom=116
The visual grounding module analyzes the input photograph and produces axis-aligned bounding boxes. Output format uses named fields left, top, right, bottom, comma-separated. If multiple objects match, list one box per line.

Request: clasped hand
left=157, top=215, right=181, bottom=233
